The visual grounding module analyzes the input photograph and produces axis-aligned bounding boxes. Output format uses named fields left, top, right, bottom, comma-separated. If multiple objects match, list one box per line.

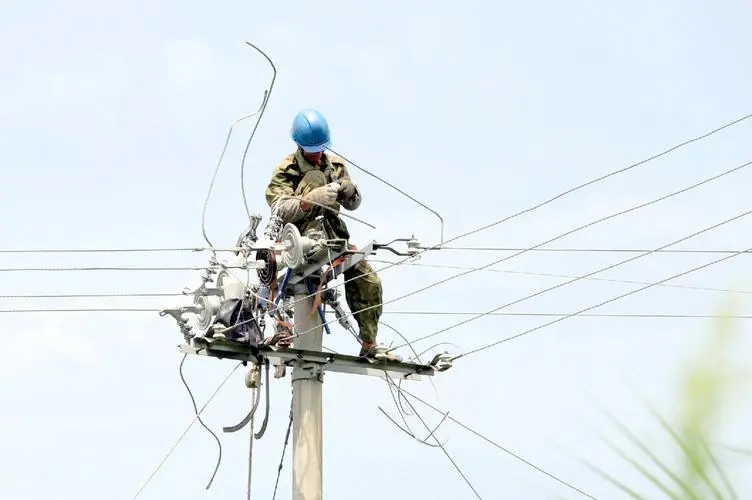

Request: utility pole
left=290, top=286, right=323, bottom=500
left=166, top=220, right=453, bottom=499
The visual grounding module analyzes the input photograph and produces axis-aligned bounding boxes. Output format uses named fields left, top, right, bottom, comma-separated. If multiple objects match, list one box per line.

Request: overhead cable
left=249, top=114, right=752, bottom=331
left=0, top=265, right=242, bottom=272
left=4, top=245, right=752, bottom=255
left=422, top=246, right=752, bottom=254
left=6, top=308, right=752, bottom=319
left=397, top=387, right=597, bottom=499
left=397, top=208, right=752, bottom=352
left=429, top=111, right=752, bottom=251
left=381, top=312, right=752, bottom=319
left=239, top=41, right=277, bottom=224
left=286, top=158, right=752, bottom=340
left=201, top=92, right=268, bottom=252
left=325, top=146, right=445, bottom=244
left=131, top=361, right=241, bottom=499
left=369, top=260, right=752, bottom=295
left=458, top=231, right=752, bottom=361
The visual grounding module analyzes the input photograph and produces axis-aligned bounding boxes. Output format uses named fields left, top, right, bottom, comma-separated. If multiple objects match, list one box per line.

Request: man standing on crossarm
left=264, top=108, right=400, bottom=362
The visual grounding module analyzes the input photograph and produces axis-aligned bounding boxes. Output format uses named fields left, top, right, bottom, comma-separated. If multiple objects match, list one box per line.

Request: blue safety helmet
left=290, top=109, right=332, bottom=153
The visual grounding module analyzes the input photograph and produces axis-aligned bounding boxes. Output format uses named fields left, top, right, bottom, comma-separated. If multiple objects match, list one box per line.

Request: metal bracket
left=180, top=338, right=434, bottom=381
left=291, top=362, right=325, bottom=383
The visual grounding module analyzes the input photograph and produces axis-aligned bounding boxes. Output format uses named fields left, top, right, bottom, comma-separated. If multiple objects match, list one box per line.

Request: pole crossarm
left=180, top=337, right=435, bottom=381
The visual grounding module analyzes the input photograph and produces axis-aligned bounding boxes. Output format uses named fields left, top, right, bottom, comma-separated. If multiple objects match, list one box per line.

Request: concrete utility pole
left=169, top=222, right=451, bottom=499
left=290, top=286, right=324, bottom=500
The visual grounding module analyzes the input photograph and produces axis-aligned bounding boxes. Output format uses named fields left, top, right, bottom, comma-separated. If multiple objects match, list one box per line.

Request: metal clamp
left=428, top=351, right=453, bottom=372
left=291, top=362, right=325, bottom=383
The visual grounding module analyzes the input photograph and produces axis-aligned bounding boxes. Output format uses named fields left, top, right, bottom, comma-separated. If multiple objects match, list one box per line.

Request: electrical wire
left=369, top=260, right=752, bottom=295
left=271, top=399, right=294, bottom=500
left=131, top=359, right=241, bottom=499
left=275, top=158, right=752, bottom=342
left=458, top=238, right=752, bottom=361
left=428, top=111, right=752, bottom=252
left=420, top=246, right=752, bottom=254
left=0, top=265, right=242, bottom=272
left=4, top=306, right=750, bottom=319
left=397, top=208, right=752, bottom=352
left=325, top=146, right=445, bottom=244
left=381, top=312, right=752, bottom=319
left=383, top=379, right=482, bottom=498
left=0, top=246, right=234, bottom=254
left=247, top=387, right=256, bottom=500
left=225, top=119, right=752, bottom=333
left=178, top=354, right=224, bottom=490
left=240, top=41, right=277, bottom=224
left=3, top=244, right=752, bottom=255
left=0, top=308, right=161, bottom=313
left=0, top=292, right=186, bottom=299
left=396, top=387, right=598, bottom=499
left=201, top=92, right=268, bottom=252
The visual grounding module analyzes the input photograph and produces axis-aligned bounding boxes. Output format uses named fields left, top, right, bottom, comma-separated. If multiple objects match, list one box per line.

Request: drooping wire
left=178, top=354, right=224, bottom=490
left=398, top=207, right=752, bottom=352
left=246, top=387, right=256, bottom=500
left=271, top=399, right=294, bottom=500
left=397, top=386, right=598, bottom=499
left=131, top=360, right=241, bottom=499
left=325, top=146, right=445, bottom=244
left=458, top=230, right=752, bottom=361
left=201, top=92, right=269, bottom=253
left=382, top=377, right=482, bottom=499
left=239, top=41, right=277, bottom=224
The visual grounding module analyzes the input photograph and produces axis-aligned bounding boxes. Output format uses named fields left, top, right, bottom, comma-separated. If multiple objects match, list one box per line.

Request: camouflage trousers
left=295, top=170, right=383, bottom=345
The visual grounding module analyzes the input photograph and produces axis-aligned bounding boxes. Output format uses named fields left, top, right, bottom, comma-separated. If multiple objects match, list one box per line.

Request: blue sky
left=1, top=0, right=751, bottom=498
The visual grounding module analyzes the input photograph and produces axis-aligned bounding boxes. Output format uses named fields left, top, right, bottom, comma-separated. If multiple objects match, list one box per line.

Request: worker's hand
left=301, top=182, right=340, bottom=210
left=338, top=178, right=357, bottom=200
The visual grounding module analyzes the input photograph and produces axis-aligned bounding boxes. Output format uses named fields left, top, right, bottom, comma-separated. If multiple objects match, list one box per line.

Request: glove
left=302, top=182, right=340, bottom=210
left=338, top=178, right=357, bottom=200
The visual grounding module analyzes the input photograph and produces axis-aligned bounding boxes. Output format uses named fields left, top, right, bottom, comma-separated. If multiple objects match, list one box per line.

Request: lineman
left=264, top=108, right=400, bottom=362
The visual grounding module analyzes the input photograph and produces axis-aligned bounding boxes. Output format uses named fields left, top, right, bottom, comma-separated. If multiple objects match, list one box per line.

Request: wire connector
left=428, top=351, right=453, bottom=372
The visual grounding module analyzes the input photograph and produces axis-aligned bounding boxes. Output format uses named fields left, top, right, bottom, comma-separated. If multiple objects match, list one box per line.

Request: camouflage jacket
left=264, top=149, right=361, bottom=239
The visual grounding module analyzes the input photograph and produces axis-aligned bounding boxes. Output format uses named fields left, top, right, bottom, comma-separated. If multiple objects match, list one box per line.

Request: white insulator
left=217, top=268, right=246, bottom=300
left=280, top=223, right=314, bottom=268
left=194, top=294, right=222, bottom=330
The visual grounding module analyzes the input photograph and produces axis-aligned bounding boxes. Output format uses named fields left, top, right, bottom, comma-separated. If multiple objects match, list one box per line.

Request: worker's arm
left=332, top=162, right=361, bottom=211
left=265, top=163, right=306, bottom=223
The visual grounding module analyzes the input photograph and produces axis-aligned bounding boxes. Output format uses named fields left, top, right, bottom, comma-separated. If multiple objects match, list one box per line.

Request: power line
left=459, top=240, right=752, bottom=360
left=429, top=112, right=752, bottom=251
left=2, top=307, right=747, bottom=318
left=0, top=292, right=184, bottom=299
left=0, top=247, right=230, bottom=254
left=371, top=260, right=752, bottom=295
left=0, top=308, right=160, bottom=313
left=381, top=311, right=752, bottom=319
left=397, top=208, right=752, bottom=352
left=287, top=158, right=752, bottom=341
left=397, top=387, right=597, bottom=499
left=131, top=360, right=241, bottom=499
left=0, top=265, right=241, bottom=272
left=426, top=247, right=752, bottom=254
left=3, top=245, right=752, bottom=255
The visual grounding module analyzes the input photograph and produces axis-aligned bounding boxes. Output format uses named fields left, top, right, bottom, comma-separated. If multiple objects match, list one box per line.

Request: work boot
left=358, top=341, right=402, bottom=362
